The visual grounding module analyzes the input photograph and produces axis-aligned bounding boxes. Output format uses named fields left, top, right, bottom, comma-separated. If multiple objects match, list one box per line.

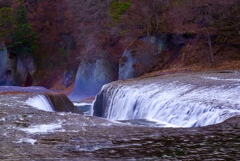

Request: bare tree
left=207, top=31, right=214, bottom=64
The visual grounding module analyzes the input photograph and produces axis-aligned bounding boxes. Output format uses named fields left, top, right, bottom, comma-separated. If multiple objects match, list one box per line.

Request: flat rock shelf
left=0, top=94, right=240, bottom=160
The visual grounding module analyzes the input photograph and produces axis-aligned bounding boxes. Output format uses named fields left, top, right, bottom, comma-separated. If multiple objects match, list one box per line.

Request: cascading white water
left=26, top=95, right=54, bottom=112
left=94, top=72, right=240, bottom=127
left=73, top=102, right=93, bottom=115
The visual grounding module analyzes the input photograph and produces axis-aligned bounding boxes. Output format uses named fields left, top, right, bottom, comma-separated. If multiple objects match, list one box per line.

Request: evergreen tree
left=0, top=0, right=38, bottom=56
left=0, top=7, right=14, bottom=46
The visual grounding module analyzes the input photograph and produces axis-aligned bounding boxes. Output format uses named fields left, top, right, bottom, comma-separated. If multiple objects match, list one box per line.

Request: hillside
left=0, top=0, right=239, bottom=94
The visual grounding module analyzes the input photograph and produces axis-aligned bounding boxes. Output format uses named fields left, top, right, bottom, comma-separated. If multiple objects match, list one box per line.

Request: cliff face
left=1, top=0, right=239, bottom=94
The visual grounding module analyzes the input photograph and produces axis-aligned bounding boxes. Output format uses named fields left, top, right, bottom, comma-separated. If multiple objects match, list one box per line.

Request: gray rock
left=61, top=70, right=75, bottom=88
left=0, top=46, right=8, bottom=78
left=118, top=34, right=185, bottom=80
left=69, top=53, right=116, bottom=101
left=0, top=46, right=14, bottom=85
left=15, top=55, right=36, bottom=86
left=0, top=45, right=36, bottom=86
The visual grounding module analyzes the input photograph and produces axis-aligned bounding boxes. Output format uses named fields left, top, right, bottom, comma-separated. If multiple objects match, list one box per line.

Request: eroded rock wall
left=0, top=46, right=11, bottom=85
left=69, top=51, right=118, bottom=101
left=119, top=34, right=186, bottom=79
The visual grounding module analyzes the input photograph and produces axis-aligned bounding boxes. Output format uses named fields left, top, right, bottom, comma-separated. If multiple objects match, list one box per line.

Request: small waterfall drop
left=73, top=102, right=93, bottom=115
left=93, top=72, right=240, bottom=127
left=26, top=95, right=54, bottom=112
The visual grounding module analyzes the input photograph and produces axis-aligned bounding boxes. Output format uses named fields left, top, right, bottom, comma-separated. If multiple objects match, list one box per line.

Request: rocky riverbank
left=0, top=97, right=240, bottom=160
left=0, top=71, right=240, bottom=160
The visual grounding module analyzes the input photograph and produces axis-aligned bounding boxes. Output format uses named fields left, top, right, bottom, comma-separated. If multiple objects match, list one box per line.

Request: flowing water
left=26, top=95, right=54, bottom=112
left=0, top=72, right=240, bottom=160
left=93, top=71, right=240, bottom=127
left=0, top=86, right=80, bottom=113
left=73, top=102, right=93, bottom=115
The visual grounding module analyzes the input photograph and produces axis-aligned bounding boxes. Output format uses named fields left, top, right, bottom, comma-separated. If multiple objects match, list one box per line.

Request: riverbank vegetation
left=0, top=0, right=239, bottom=88
left=0, top=0, right=38, bottom=57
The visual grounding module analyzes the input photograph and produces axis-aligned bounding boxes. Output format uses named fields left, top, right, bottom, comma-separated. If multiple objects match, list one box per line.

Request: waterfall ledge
left=93, top=71, right=240, bottom=127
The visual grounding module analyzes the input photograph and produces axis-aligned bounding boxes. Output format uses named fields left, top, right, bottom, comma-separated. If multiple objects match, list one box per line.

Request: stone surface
left=69, top=52, right=117, bottom=101
left=0, top=93, right=240, bottom=160
left=118, top=34, right=185, bottom=80
left=15, top=55, right=36, bottom=86
left=48, top=93, right=82, bottom=114
left=0, top=46, right=13, bottom=85
left=0, top=46, right=36, bottom=86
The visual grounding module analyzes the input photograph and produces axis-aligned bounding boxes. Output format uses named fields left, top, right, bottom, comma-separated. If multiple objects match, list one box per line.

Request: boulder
left=48, top=93, right=81, bottom=113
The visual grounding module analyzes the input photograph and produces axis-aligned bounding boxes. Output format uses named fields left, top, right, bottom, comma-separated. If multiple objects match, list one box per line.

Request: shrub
left=110, top=0, right=131, bottom=23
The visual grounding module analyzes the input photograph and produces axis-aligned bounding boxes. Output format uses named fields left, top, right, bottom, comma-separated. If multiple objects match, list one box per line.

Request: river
left=0, top=71, right=240, bottom=160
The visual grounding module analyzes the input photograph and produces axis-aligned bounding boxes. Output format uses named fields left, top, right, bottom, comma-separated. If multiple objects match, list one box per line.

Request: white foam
left=203, top=76, right=240, bottom=82
left=26, top=95, right=54, bottom=112
left=16, top=138, right=37, bottom=145
left=19, top=123, right=64, bottom=134
left=0, top=117, right=6, bottom=121
left=73, top=102, right=92, bottom=106
left=103, top=81, right=240, bottom=127
left=145, top=118, right=180, bottom=128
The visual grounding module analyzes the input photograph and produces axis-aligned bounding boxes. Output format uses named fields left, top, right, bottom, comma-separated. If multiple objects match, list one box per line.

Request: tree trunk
left=207, top=31, right=214, bottom=64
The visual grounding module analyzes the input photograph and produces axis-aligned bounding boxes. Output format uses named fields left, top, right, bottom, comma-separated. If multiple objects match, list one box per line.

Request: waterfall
left=93, top=72, right=240, bottom=127
left=26, top=95, right=54, bottom=112
left=73, top=102, right=93, bottom=115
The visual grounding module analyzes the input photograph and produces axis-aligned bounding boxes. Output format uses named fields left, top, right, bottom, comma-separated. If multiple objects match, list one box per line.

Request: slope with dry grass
left=1, top=0, right=239, bottom=89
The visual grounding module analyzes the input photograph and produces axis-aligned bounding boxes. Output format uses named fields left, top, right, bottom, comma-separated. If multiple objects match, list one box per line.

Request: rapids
left=93, top=71, right=240, bottom=127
